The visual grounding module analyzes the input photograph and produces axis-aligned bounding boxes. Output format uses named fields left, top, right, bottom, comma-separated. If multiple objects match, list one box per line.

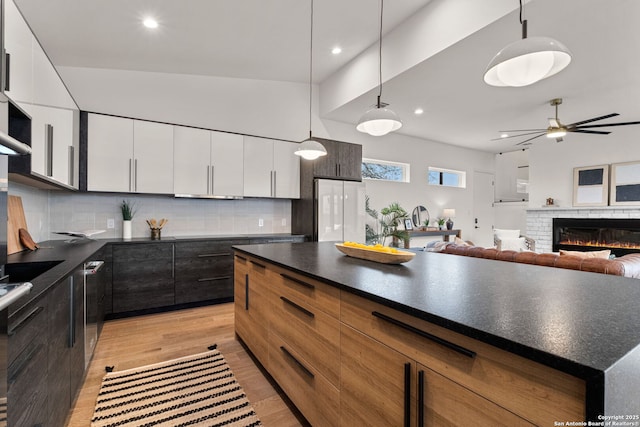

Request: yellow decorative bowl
left=335, top=243, right=415, bottom=264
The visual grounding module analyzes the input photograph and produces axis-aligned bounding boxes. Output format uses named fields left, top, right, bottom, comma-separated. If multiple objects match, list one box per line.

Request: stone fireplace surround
left=526, top=207, right=640, bottom=254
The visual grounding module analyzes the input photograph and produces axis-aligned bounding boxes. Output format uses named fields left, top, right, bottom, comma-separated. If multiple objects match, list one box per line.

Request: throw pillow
left=500, top=236, right=526, bottom=251
left=559, top=249, right=611, bottom=259
left=494, top=229, right=520, bottom=240
left=454, top=237, right=471, bottom=246
left=424, top=241, right=450, bottom=252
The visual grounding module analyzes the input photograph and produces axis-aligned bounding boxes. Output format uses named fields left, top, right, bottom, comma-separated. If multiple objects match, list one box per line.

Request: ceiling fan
left=495, top=98, right=640, bottom=145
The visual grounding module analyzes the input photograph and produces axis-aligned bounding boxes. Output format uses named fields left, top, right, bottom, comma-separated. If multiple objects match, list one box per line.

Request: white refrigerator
left=315, top=179, right=366, bottom=243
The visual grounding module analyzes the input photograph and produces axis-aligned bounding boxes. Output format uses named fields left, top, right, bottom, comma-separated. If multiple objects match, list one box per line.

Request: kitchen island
left=233, top=241, right=640, bottom=425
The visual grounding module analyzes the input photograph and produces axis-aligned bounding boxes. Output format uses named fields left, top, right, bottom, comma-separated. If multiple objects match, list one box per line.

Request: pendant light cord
left=308, top=0, right=314, bottom=139
left=377, top=0, right=384, bottom=108
left=519, top=0, right=528, bottom=39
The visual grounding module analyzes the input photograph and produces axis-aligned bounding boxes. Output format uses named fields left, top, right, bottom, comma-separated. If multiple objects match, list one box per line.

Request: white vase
left=123, top=220, right=132, bottom=239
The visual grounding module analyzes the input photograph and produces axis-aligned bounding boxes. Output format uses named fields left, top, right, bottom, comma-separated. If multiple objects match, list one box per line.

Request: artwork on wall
left=610, top=161, right=640, bottom=205
left=572, top=165, right=609, bottom=207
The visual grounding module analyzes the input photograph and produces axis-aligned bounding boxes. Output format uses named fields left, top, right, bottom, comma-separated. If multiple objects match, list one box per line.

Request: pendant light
left=356, top=0, right=402, bottom=136
left=295, top=0, right=327, bottom=160
left=484, top=0, right=571, bottom=87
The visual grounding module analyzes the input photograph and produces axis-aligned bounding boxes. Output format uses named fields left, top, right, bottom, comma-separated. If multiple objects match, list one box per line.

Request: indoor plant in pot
left=120, top=200, right=136, bottom=239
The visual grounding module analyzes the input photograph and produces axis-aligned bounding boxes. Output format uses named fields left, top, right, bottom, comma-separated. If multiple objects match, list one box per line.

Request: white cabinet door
left=173, top=126, right=211, bottom=195
left=132, top=121, right=174, bottom=194
left=3, top=0, right=33, bottom=104
left=32, top=37, right=76, bottom=110
left=87, top=114, right=134, bottom=192
left=211, top=131, right=243, bottom=197
left=243, top=136, right=273, bottom=197
left=26, top=104, right=76, bottom=187
left=273, top=141, right=300, bottom=199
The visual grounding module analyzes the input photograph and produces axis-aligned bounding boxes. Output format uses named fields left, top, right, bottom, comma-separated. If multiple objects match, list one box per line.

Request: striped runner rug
left=91, top=348, right=262, bottom=427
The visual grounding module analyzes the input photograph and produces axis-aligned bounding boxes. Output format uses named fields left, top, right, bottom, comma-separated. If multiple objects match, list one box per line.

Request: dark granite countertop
left=232, top=241, right=640, bottom=383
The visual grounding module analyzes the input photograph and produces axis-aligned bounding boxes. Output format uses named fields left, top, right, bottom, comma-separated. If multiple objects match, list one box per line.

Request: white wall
left=528, top=133, right=640, bottom=209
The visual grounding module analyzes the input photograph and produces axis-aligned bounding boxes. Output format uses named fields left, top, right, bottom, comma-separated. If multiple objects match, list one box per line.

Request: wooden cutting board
left=8, top=195, right=29, bottom=254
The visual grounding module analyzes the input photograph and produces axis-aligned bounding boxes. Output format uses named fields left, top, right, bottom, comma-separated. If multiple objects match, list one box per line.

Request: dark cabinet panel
left=112, top=243, right=175, bottom=313
left=174, top=241, right=237, bottom=304
left=311, top=138, right=362, bottom=181
left=70, top=270, right=86, bottom=396
left=47, top=277, right=72, bottom=427
left=7, top=296, right=49, bottom=427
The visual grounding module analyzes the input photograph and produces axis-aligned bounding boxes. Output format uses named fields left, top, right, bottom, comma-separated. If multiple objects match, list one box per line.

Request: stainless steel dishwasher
left=84, top=260, right=104, bottom=368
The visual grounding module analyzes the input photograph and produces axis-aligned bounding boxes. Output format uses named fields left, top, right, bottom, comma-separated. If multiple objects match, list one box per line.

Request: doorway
left=472, top=171, right=495, bottom=247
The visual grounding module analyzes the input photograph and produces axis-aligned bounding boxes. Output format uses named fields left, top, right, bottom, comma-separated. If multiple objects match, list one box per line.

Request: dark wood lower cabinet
left=112, top=243, right=175, bottom=313
left=48, top=278, right=72, bottom=427
left=7, top=295, right=49, bottom=427
left=174, top=241, right=240, bottom=304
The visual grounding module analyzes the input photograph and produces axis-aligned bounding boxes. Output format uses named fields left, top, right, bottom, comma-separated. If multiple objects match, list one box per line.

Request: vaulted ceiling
left=15, top=0, right=640, bottom=153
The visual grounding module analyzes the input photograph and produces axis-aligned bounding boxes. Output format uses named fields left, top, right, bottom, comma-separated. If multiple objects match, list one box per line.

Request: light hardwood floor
left=67, top=303, right=308, bottom=426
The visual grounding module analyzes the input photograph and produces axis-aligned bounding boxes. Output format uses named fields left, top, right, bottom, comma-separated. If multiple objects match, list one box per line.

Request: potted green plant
left=380, top=202, right=410, bottom=247
left=120, top=200, right=136, bottom=239
left=435, top=217, right=446, bottom=230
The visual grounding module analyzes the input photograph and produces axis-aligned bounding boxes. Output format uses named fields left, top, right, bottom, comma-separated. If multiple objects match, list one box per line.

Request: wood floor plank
left=66, top=303, right=307, bottom=427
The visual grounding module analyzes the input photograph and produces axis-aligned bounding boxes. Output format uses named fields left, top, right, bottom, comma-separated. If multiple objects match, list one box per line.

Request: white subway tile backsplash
left=8, top=181, right=292, bottom=242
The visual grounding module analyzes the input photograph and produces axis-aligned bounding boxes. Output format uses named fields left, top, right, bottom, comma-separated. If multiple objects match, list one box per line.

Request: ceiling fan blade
left=566, top=113, right=619, bottom=127
left=499, top=128, right=547, bottom=133
left=515, top=133, right=545, bottom=146
left=491, top=131, right=546, bottom=141
left=573, top=121, right=640, bottom=129
left=570, top=129, right=611, bottom=135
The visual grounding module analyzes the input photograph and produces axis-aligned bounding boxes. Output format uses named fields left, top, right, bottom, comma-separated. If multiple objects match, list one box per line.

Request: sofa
left=436, top=243, right=640, bottom=279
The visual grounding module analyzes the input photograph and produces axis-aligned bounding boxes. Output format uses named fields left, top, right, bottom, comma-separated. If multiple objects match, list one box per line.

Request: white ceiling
left=14, top=0, right=640, bottom=153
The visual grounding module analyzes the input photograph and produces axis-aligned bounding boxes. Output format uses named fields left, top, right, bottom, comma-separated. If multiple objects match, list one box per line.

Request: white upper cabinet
left=88, top=115, right=174, bottom=194
left=173, top=128, right=244, bottom=197
left=3, top=0, right=33, bottom=104
left=273, top=141, right=300, bottom=199
left=25, top=104, right=76, bottom=185
left=211, top=131, right=243, bottom=197
left=173, top=126, right=211, bottom=196
left=87, top=114, right=134, bottom=192
left=243, top=136, right=300, bottom=198
left=133, top=120, right=174, bottom=194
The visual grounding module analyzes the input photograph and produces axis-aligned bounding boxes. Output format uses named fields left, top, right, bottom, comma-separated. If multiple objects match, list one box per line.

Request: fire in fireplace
left=553, top=218, right=640, bottom=256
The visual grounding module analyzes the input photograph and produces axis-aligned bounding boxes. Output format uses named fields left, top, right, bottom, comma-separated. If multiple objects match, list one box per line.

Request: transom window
left=428, top=167, right=466, bottom=188
left=362, top=158, right=410, bottom=182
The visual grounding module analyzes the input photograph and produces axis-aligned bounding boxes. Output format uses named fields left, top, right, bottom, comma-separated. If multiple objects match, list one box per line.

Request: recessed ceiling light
left=501, top=133, right=509, bottom=138
left=414, top=108, right=424, bottom=115
left=331, top=47, right=342, bottom=55
left=143, top=18, right=158, bottom=29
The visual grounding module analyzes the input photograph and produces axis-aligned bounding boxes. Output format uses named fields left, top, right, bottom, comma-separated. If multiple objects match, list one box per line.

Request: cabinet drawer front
left=174, top=241, right=240, bottom=258
left=112, top=279, right=175, bottom=313
left=8, top=298, right=47, bottom=363
left=113, top=243, right=173, bottom=261
left=8, top=341, right=48, bottom=427
left=269, top=263, right=340, bottom=318
left=421, top=366, right=534, bottom=426
left=340, top=291, right=586, bottom=425
left=270, top=292, right=340, bottom=386
left=174, top=256, right=233, bottom=281
left=175, top=277, right=233, bottom=304
left=268, top=333, right=339, bottom=427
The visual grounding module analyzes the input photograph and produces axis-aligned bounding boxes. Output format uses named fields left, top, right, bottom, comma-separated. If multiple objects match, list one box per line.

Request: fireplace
left=553, top=218, right=640, bottom=256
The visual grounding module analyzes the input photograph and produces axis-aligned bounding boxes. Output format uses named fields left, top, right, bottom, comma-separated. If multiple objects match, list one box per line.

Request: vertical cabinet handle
left=68, top=277, right=74, bottom=348
left=4, top=52, right=10, bottom=91
left=211, top=165, right=215, bottom=196
left=206, top=165, right=210, bottom=195
left=418, top=370, right=425, bottom=427
left=134, top=159, right=138, bottom=192
left=171, top=244, right=175, bottom=279
left=404, top=362, right=411, bottom=427
left=45, top=124, right=54, bottom=177
left=244, top=274, right=249, bottom=310
left=129, top=159, right=133, bottom=192
left=68, top=146, right=75, bottom=186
